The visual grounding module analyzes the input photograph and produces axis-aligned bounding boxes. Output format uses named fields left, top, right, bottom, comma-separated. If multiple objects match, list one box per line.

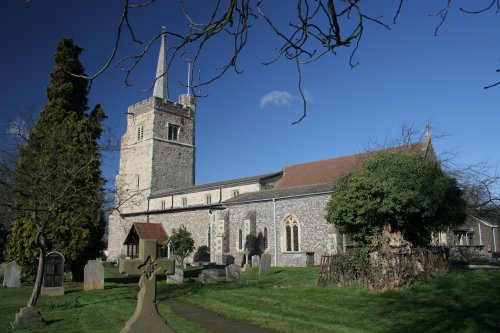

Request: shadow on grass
left=45, top=319, right=63, bottom=325
left=378, top=270, right=500, bottom=333
left=105, top=277, right=139, bottom=285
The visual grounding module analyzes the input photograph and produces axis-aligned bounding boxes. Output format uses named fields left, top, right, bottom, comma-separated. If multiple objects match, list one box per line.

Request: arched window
left=283, top=215, right=300, bottom=252
left=263, top=227, right=268, bottom=250
left=238, top=229, right=243, bottom=250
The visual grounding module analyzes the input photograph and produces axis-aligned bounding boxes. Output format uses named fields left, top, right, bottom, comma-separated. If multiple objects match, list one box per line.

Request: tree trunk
left=27, top=247, right=46, bottom=307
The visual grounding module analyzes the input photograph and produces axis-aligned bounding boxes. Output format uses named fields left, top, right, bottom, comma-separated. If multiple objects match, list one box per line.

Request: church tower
left=115, top=29, right=196, bottom=213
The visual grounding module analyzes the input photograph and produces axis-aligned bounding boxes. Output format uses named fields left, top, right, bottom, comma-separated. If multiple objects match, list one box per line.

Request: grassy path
left=166, top=300, right=278, bottom=333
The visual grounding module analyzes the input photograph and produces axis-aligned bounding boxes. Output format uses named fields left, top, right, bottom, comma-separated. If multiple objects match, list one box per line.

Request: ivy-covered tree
left=6, top=38, right=106, bottom=302
left=326, top=152, right=466, bottom=249
left=168, top=225, right=195, bottom=267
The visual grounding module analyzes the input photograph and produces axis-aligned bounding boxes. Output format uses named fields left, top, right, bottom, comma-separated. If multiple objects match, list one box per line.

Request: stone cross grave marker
left=3, top=261, right=21, bottom=288
left=84, top=259, right=104, bottom=291
left=259, top=253, right=272, bottom=276
left=41, top=252, right=64, bottom=296
left=119, top=239, right=175, bottom=333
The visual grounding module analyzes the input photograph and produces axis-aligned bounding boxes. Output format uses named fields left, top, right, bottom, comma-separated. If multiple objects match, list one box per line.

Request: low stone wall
left=281, top=252, right=315, bottom=267
left=449, top=245, right=488, bottom=263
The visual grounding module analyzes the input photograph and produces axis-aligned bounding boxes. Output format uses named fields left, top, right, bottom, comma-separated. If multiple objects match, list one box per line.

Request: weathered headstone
left=166, top=267, right=184, bottom=284
left=3, top=261, right=21, bottom=288
left=119, top=239, right=175, bottom=333
left=199, top=269, right=220, bottom=284
left=251, top=255, right=260, bottom=268
left=225, top=264, right=242, bottom=282
left=41, top=252, right=65, bottom=296
left=259, top=253, right=272, bottom=276
left=84, top=259, right=104, bottom=291
left=11, top=306, right=44, bottom=329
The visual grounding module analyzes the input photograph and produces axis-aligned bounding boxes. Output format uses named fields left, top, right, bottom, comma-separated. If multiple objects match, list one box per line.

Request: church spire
left=153, top=27, right=168, bottom=100
left=424, top=122, right=431, bottom=142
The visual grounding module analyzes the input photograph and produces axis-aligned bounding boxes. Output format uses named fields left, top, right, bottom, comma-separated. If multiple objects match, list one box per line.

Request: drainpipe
left=478, top=222, right=482, bottom=245
left=493, top=227, right=498, bottom=252
left=273, top=198, right=277, bottom=267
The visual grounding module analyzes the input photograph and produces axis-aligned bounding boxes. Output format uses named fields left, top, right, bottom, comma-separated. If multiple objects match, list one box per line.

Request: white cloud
left=259, top=90, right=295, bottom=108
left=259, top=90, right=313, bottom=108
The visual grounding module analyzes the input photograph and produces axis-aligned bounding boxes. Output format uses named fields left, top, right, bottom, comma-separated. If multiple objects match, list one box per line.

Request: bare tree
left=364, top=122, right=500, bottom=216
left=34, top=0, right=496, bottom=124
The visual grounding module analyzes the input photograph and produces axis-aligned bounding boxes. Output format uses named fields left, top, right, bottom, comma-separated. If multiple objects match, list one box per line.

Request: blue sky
left=1, top=1, right=498, bottom=189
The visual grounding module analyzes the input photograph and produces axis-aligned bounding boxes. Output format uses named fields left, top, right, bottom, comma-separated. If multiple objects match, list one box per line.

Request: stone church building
left=107, top=33, right=439, bottom=266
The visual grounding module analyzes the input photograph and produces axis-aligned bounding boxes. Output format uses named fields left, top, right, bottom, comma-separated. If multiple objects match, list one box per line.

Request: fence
left=317, top=246, right=449, bottom=289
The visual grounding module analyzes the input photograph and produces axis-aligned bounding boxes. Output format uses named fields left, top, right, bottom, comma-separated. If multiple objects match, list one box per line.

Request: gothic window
left=168, top=123, right=180, bottom=141
left=239, top=229, right=243, bottom=250
left=283, top=215, right=300, bottom=252
left=181, top=197, right=187, bottom=207
left=161, top=200, right=166, bottom=210
left=136, top=126, right=144, bottom=140
left=232, top=189, right=240, bottom=197
left=205, top=194, right=212, bottom=205
left=263, top=227, right=268, bottom=250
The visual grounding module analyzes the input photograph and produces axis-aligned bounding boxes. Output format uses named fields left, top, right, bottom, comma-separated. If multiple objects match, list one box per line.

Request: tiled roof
left=274, top=142, right=426, bottom=189
left=132, top=222, right=167, bottom=244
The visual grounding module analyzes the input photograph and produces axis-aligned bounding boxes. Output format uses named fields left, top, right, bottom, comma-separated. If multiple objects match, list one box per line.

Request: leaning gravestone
left=41, top=252, right=65, bottom=296
left=3, top=261, right=21, bottom=288
left=259, top=253, right=272, bottom=276
left=225, top=264, right=242, bottom=282
left=251, top=255, right=260, bottom=268
left=166, top=268, right=184, bottom=284
left=84, top=259, right=104, bottom=291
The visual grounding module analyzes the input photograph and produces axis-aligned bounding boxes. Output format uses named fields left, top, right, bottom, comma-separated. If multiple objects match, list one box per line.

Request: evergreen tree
left=326, top=152, right=466, bottom=249
left=168, top=226, right=195, bottom=267
left=7, top=39, right=106, bottom=284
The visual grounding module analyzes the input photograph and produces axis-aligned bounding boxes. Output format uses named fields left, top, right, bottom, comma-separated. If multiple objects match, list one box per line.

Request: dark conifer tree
left=7, top=39, right=106, bottom=283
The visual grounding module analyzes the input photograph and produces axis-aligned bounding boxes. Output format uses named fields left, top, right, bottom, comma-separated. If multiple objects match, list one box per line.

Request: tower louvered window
left=168, top=124, right=180, bottom=141
left=136, top=126, right=144, bottom=140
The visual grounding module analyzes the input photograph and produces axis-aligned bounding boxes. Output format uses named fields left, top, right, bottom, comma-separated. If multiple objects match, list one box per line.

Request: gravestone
left=199, top=269, right=220, bottom=284
left=166, top=268, right=184, bottom=284
left=251, top=255, right=260, bottom=268
left=119, top=239, right=175, bottom=333
left=259, top=253, right=272, bottom=276
left=3, top=261, right=21, bottom=288
left=41, top=252, right=64, bottom=296
left=84, top=259, right=104, bottom=291
left=225, top=264, right=242, bottom=282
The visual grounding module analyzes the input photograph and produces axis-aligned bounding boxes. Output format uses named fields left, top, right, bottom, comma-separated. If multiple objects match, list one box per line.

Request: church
left=106, top=32, right=439, bottom=266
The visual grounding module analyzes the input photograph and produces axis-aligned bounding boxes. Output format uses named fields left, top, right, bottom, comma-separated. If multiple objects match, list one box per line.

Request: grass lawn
left=166, top=267, right=500, bottom=333
left=0, top=265, right=210, bottom=333
left=1, top=265, right=499, bottom=332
